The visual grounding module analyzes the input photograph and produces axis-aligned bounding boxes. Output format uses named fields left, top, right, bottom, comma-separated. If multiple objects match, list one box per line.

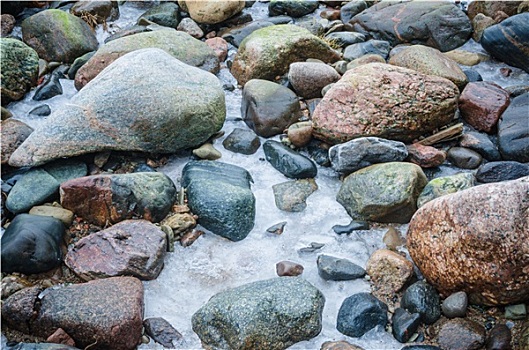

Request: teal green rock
left=9, top=49, right=226, bottom=168
left=337, top=162, right=428, bottom=223
left=75, top=29, right=219, bottom=89
left=138, top=2, right=180, bottom=28
left=21, top=9, right=98, bottom=63
left=192, top=277, right=325, bottom=349
left=417, top=173, right=475, bottom=208
left=231, top=24, right=341, bottom=85
left=0, top=38, right=39, bottom=104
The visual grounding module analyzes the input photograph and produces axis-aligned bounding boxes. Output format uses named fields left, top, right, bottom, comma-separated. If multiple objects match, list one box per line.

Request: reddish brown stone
left=407, top=177, right=529, bottom=305
left=1, top=14, right=16, bottom=37
left=406, top=143, right=446, bottom=168
left=438, top=318, right=485, bottom=350
left=46, top=328, right=76, bottom=347
left=366, top=249, right=414, bottom=294
left=205, top=37, right=228, bottom=62
left=459, top=82, right=510, bottom=133
left=276, top=260, right=304, bottom=277
left=1, top=286, right=43, bottom=334
left=65, top=220, right=167, bottom=281
left=1, top=119, right=33, bottom=165
left=467, top=1, right=522, bottom=21
left=320, top=9, right=341, bottom=21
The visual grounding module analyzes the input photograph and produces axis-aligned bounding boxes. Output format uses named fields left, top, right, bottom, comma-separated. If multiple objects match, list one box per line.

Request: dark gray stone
left=340, top=0, right=368, bottom=23
left=329, top=137, right=408, bottom=174
left=481, top=13, right=529, bottom=73
left=343, top=40, right=391, bottom=61
left=447, top=147, right=482, bottom=169
left=498, top=92, right=529, bottom=162
left=33, top=67, right=65, bottom=101
left=1, top=214, right=64, bottom=274
left=263, top=140, right=317, bottom=179
left=5, top=168, right=58, bottom=214
left=138, top=2, right=181, bottom=28
left=332, top=220, right=369, bottom=234
left=192, top=277, right=325, bottom=350
left=317, top=255, right=366, bottom=281
left=268, top=0, right=319, bottom=18
left=476, top=161, right=529, bottom=183
left=401, top=346, right=441, bottom=350
left=241, top=79, right=300, bottom=138
left=143, top=317, right=182, bottom=349
left=28, top=104, right=51, bottom=116
left=325, top=32, right=366, bottom=48
left=67, top=51, right=94, bottom=79
left=442, top=291, right=468, bottom=318
left=392, top=308, right=421, bottom=343
left=5, top=343, right=80, bottom=349
left=486, top=324, right=512, bottom=350
left=459, top=132, right=501, bottom=161
left=273, top=178, right=317, bottom=212
left=401, top=280, right=441, bottom=325
left=220, top=20, right=274, bottom=47
left=337, top=293, right=388, bottom=337
left=222, top=128, right=261, bottom=155
left=463, top=68, right=483, bottom=82
left=182, top=160, right=255, bottom=241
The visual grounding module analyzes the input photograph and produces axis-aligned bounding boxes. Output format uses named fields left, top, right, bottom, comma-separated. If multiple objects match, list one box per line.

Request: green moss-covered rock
left=231, top=24, right=341, bottom=85
left=337, top=162, right=428, bottom=223
left=417, top=173, right=475, bottom=208
left=192, top=277, right=324, bottom=349
left=0, top=38, right=39, bottom=105
left=75, top=29, right=219, bottom=89
left=9, top=49, right=225, bottom=168
left=21, top=9, right=98, bottom=63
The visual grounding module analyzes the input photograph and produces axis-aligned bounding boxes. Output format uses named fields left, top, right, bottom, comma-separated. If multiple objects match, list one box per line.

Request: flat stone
left=476, top=161, right=529, bottom=183
left=498, top=92, right=529, bottom=163
left=317, top=254, right=366, bottom=281
left=337, top=293, right=388, bottom=338
left=505, top=304, right=527, bottom=320
left=332, top=220, right=369, bottom=234
left=143, top=317, right=182, bottom=349
left=273, top=178, right=318, bottom=212
left=29, top=205, right=74, bottom=226
left=264, top=140, right=317, bottom=179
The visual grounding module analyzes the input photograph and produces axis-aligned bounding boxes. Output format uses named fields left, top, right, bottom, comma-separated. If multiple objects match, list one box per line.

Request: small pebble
left=392, top=307, right=421, bottom=343
left=299, top=242, right=325, bottom=253
left=504, top=303, right=526, bottom=320
left=332, top=220, right=369, bottom=234
left=180, top=229, right=204, bottom=247
left=383, top=226, right=404, bottom=250
left=276, top=260, right=304, bottom=277
left=442, top=291, right=468, bottom=318
left=266, top=221, right=287, bottom=235
left=486, top=323, right=512, bottom=350
left=317, top=254, right=365, bottom=281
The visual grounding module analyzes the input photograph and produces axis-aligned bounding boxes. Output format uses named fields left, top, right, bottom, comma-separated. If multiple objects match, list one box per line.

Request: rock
left=161, top=211, right=196, bottom=234
left=263, top=140, right=317, bottom=179
left=266, top=221, right=287, bottom=235
left=222, top=128, right=261, bottom=155
left=459, top=82, right=510, bottom=133
left=65, top=220, right=166, bottom=281
left=33, top=67, right=65, bottom=101
left=231, top=24, right=340, bottom=85
left=481, top=13, right=529, bottom=73
left=29, top=205, right=74, bottom=226
left=321, top=340, right=364, bottom=350
left=7, top=159, right=88, bottom=214
left=317, top=255, right=365, bottom=281
left=336, top=293, right=388, bottom=337
left=192, top=277, right=324, bottom=350
left=1, top=14, right=16, bottom=37
left=417, top=172, right=475, bottom=208
left=138, top=2, right=180, bottom=28
left=143, top=317, right=182, bottom=349
left=1, top=106, right=13, bottom=120
left=350, top=1, right=472, bottom=52
left=67, top=51, right=94, bottom=79
left=447, top=147, right=482, bottom=169
left=401, top=280, right=441, bottom=325
left=329, top=137, right=408, bottom=175
left=476, top=161, right=529, bottom=183
left=1, top=38, right=39, bottom=104
left=505, top=303, right=527, bottom=320
left=21, top=9, right=98, bottom=63
left=340, top=0, right=368, bottom=23
left=389, top=45, right=468, bottom=89
left=273, top=178, right=318, bottom=212
left=486, top=324, right=512, bottom=350
left=1, top=214, right=64, bottom=274
left=177, top=18, right=203, bottom=39
left=10, top=49, right=225, bottom=168
left=46, top=328, right=76, bottom=347
left=287, top=121, right=313, bottom=148
left=407, top=176, right=529, bottom=305
left=28, top=104, right=52, bottom=116
left=312, top=63, right=459, bottom=144
left=366, top=249, right=414, bottom=294
left=392, top=308, right=421, bottom=343
left=346, top=53, right=386, bottom=70
left=343, top=40, right=391, bottom=61
left=443, top=49, right=489, bottom=66
left=192, top=143, right=222, bottom=160
left=3, top=277, right=144, bottom=350
left=60, top=172, right=176, bottom=227
left=467, top=1, right=522, bottom=21
left=459, top=132, right=501, bottom=161
left=498, top=92, right=529, bottom=162
left=74, top=30, right=219, bottom=90
left=401, top=347, right=441, bottom=350
left=325, top=32, right=366, bottom=48
left=1, top=286, right=43, bottom=334
left=205, top=37, right=227, bottom=61
left=0, top=342, right=78, bottom=349
left=220, top=20, right=274, bottom=48
left=276, top=261, right=304, bottom=277
left=1, top=119, right=33, bottom=165
left=71, top=0, right=119, bottom=23
left=241, top=79, right=300, bottom=137
left=288, top=62, right=341, bottom=99
left=438, top=319, right=486, bottom=350
left=332, top=220, right=369, bottom=234
left=178, top=0, right=245, bottom=24
left=269, top=0, right=319, bottom=18
left=182, top=160, right=255, bottom=241
left=472, top=13, right=496, bottom=43
left=463, top=68, right=483, bottom=83
left=337, top=162, right=427, bottom=224
left=406, top=143, right=446, bottom=168
left=442, top=291, right=468, bottom=319
left=383, top=227, right=405, bottom=250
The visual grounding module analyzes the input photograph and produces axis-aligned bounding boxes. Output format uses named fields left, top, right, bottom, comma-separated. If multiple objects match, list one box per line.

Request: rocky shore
left=1, top=1, right=528, bottom=349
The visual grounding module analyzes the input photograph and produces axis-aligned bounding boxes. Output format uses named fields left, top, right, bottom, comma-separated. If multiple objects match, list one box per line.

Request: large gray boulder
left=182, top=161, right=255, bottom=241
left=9, top=49, right=225, bottom=168
left=192, top=277, right=324, bottom=350
left=74, top=29, right=220, bottom=90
